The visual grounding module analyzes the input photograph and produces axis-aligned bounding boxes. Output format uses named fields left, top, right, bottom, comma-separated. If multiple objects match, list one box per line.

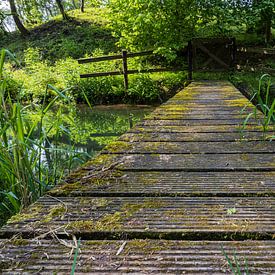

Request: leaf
left=227, top=208, right=237, bottom=215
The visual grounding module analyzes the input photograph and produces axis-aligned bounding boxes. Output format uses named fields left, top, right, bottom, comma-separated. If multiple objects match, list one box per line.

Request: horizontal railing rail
left=78, top=50, right=181, bottom=91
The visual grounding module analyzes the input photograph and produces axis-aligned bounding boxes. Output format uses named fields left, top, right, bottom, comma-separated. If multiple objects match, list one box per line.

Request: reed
left=0, top=49, right=84, bottom=225
left=242, top=74, right=275, bottom=137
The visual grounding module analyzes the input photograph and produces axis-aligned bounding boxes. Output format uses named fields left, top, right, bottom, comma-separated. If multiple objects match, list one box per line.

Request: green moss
left=110, top=170, right=123, bottom=178
left=95, top=212, right=123, bottom=230
left=86, top=154, right=114, bottom=166
left=7, top=204, right=42, bottom=224
left=30, top=252, right=41, bottom=259
left=42, top=204, right=66, bottom=223
left=227, top=98, right=252, bottom=107
left=49, top=181, right=83, bottom=195
left=79, top=198, right=109, bottom=208
left=104, top=141, right=132, bottom=153
left=11, top=238, right=30, bottom=246
left=67, top=220, right=94, bottom=231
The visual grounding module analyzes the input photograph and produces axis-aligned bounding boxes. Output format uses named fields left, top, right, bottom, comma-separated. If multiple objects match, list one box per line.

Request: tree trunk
left=8, top=0, right=29, bottom=35
left=71, top=0, right=77, bottom=9
left=264, top=20, right=272, bottom=44
left=56, top=0, right=69, bottom=20
left=80, top=0, right=84, bottom=12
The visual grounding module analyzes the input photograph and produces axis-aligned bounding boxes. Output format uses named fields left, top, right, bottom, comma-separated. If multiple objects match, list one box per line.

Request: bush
left=128, top=75, right=162, bottom=104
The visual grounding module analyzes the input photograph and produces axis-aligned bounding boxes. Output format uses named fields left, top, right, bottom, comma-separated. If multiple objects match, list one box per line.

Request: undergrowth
left=241, top=74, right=275, bottom=136
left=0, top=49, right=89, bottom=226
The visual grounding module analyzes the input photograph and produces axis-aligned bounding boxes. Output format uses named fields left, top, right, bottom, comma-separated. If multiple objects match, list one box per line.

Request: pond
left=73, top=104, right=154, bottom=156
left=53, top=104, right=155, bottom=171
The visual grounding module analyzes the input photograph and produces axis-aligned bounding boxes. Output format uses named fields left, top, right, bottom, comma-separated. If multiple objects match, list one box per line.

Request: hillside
left=1, top=8, right=118, bottom=61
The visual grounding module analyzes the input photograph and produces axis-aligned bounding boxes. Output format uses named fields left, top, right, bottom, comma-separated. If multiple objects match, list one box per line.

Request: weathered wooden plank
left=130, top=125, right=274, bottom=133
left=170, top=94, right=245, bottom=101
left=1, top=239, right=274, bottom=274
left=120, top=132, right=274, bottom=142
left=103, top=141, right=275, bottom=154
left=1, top=197, right=274, bottom=239
left=147, top=112, right=257, bottom=120
left=159, top=105, right=256, bottom=112
left=49, top=171, right=275, bottom=197
left=112, top=153, right=275, bottom=171
left=78, top=50, right=153, bottom=64
left=140, top=119, right=259, bottom=126
left=162, top=101, right=255, bottom=109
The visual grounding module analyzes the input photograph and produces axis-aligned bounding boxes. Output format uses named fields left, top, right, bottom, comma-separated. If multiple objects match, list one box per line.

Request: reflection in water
left=58, top=104, right=154, bottom=162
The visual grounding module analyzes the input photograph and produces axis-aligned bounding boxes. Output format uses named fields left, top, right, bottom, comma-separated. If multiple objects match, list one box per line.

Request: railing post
left=122, top=50, right=129, bottom=92
left=231, top=37, right=237, bottom=70
left=188, top=40, right=193, bottom=81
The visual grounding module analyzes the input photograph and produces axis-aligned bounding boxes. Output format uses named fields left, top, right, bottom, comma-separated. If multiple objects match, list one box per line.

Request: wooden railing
left=78, top=38, right=241, bottom=91
left=78, top=50, right=182, bottom=91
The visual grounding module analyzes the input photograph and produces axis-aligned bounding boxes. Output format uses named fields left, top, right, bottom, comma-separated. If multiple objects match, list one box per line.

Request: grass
left=221, top=246, right=250, bottom=275
left=241, top=74, right=275, bottom=136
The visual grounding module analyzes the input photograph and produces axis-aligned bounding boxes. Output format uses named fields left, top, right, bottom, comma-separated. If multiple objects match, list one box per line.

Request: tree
left=80, top=0, right=85, bottom=12
left=109, top=0, right=238, bottom=59
left=8, top=0, right=29, bottom=35
left=252, top=0, right=274, bottom=44
left=56, top=0, right=69, bottom=20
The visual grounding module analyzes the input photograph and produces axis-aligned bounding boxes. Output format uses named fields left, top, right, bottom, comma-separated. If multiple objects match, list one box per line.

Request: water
left=66, top=104, right=154, bottom=158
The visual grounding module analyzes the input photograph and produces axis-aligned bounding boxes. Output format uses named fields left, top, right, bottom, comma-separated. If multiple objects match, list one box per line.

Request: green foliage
left=247, top=0, right=274, bottom=43
left=0, top=49, right=88, bottom=226
left=221, top=246, right=249, bottom=275
left=108, top=0, right=274, bottom=58
left=240, top=74, right=275, bottom=135
left=108, top=0, right=199, bottom=58
left=128, top=75, right=162, bottom=103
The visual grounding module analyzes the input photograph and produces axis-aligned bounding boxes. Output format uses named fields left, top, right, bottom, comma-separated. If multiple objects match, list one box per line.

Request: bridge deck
left=0, top=81, right=274, bottom=274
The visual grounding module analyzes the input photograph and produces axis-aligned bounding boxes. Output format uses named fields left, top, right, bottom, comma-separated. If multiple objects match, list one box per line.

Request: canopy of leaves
left=108, top=0, right=274, bottom=59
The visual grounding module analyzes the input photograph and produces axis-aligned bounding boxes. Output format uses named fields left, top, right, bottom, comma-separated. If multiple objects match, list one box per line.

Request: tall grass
left=221, top=246, right=249, bottom=275
left=242, top=74, right=275, bottom=136
left=0, top=49, right=87, bottom=225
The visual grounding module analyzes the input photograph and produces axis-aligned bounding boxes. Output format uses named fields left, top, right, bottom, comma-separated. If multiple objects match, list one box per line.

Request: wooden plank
left=80, top=68, right=179, bottom=78
left=130, top=125, right=274, bottom=133
left=164, top=99, right=254, bottom=105
left=1, top=239, right=274, bottom=274
left=78, top=51, right=154, bottom=64
left=1, top=197, right=274, bottom=239
left=49, top=171, right=275, bottom=197
left=80, top=70, right=122, bottom=78
left=68, top=152, right=275, bottom=173
left=78, top=54, right=122, bottom=64
left=140, top=119, right=259, bottom=126
left=157, top=106, right=257, bottom=113
left=103, top=141, right=275, bottom=154
left=114, top=153, right=275, bottom=171
left=120, top=132, right=274, bottom=142
left=146, top=113, right=257, bottom=120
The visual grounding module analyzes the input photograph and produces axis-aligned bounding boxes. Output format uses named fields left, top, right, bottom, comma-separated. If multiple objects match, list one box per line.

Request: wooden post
left=231, top=37, right=237, bottom=70
left=188, top=41, right=193, bottom=81
left=122, top=50, right=129, bottom=92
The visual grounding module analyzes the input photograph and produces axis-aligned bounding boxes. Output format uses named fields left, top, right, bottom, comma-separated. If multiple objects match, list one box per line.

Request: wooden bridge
left=0, top=81, right=274, bottom=273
